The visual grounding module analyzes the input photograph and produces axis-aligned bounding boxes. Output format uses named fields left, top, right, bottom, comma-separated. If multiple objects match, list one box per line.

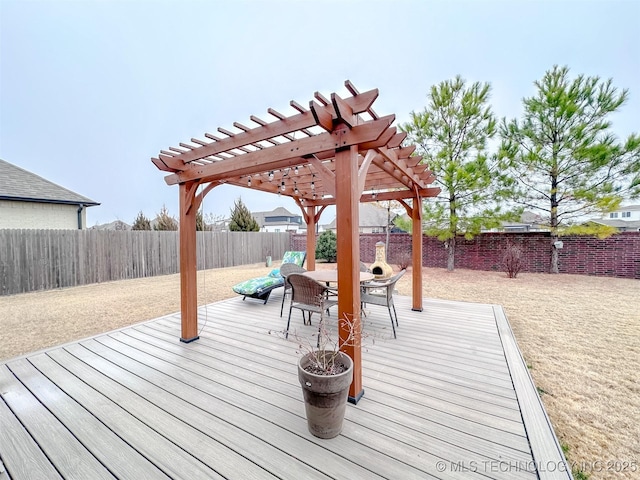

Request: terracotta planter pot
left=298, top=351, right=353, bottom=439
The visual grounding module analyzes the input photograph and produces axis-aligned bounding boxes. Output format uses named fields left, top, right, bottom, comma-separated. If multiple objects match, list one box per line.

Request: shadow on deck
left=0, top=293, right=571, bottom=479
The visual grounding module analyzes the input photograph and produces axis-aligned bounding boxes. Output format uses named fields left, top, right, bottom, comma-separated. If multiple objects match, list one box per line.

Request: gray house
left=325, top=203, right=396, bottom=234
left=493, top=211, right=548, bottom=233
left=252, top=207, right=303, bottom=233
left=590, top=205, right=640, bottom=232
left=0, top=158, right=99, bottom=229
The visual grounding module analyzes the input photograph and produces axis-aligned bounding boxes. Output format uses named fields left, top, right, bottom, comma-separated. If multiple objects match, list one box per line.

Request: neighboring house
left=253, top=207, right=304, bottom=233
left=602, top=204, right=640, bottom=222
left=325, top=203, right=396, bottom=234
left=90, top=220, right=131, bottom=231
left=209, top=217, right=230, bottom=232
left=487, top=211, right=548, bottom=233
left=589, top=205, right=640, bottom=232
left=0, top=159, right=99, bottom=229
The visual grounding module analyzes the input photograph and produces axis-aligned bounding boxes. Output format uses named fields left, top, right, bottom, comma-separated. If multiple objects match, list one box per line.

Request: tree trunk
left=550, top=153, right=559, bottom=274
left=447, top=236, right=455, bottom=271
left=385, top=202, right=391, bottom=254
left=550, top=237, right=559, bottom=274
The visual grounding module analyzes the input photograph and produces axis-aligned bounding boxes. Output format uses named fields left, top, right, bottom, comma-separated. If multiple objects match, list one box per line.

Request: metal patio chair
left=285, top=273, right=338, bottom=347
left=360, top=269, right=406, bottom=339
left=280, top=263, right=307, bottom=317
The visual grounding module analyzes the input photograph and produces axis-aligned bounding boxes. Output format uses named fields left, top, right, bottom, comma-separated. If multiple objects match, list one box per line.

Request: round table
left=303, top=270, right=374, bottom=284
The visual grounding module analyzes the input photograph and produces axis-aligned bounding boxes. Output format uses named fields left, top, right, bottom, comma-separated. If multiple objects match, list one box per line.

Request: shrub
left=396, top=250, right=412, bottom=270
left=154, top=205, right=178, bottom=231
left=315, top=230, right=337, bottom=262
left=196, top=210, right=209, bottom=231
left=132, top=211, right=151, bottom=230
left=502, top=241, right=524, bottom=278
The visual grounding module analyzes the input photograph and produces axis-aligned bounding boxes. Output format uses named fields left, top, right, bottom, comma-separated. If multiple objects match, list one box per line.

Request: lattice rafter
left=151, top=81, right=439, bottom=205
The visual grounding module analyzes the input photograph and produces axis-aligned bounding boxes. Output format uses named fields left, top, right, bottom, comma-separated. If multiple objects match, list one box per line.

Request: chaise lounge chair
left=232, top=251, right=306, bottom=304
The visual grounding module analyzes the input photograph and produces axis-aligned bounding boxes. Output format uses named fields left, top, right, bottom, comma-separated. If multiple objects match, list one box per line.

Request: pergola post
left=305, top=206, right=317, bottom=271
left=179, top=181, right=199, bottom=342
left=411, top=195, right=423, bottom=311
left=298, top=202, right=326, bottom=271
left=335, top=143, right=363, bottom=404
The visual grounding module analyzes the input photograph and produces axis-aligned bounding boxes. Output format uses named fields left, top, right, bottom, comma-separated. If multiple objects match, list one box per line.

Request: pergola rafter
left=152, top=81, right=439, bottom=403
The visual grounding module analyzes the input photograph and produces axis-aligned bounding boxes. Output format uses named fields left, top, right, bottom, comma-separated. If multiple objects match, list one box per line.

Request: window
left=610, top=212, right=618, bottom=218
left=622, top=211, right=631, bottom=218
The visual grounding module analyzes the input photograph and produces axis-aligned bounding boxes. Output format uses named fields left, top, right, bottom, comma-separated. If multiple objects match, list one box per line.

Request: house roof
left=520, top=211, right=545, bottom=224
left=610, top=204, right=640, bottom=212
left=590, top=219, right=640, bottom=230
left=326, top=203, right=395, bottom=229
left=252, top=207, right=301, bottom=227
left=90, top=220, right=131, bottom=230
left=0, top=158, right=99, bottom=206
left=256, top=206, right=297, bottom=218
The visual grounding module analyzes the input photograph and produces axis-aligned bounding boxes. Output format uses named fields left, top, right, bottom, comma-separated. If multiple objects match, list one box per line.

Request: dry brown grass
left=1, top=263, right=638, bottom=479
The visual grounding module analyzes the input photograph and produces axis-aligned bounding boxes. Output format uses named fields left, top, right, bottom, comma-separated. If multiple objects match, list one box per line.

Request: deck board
left=7, top=358, right=171, bottom=480
left=0, top=365, right=116, bottom=480
left=26, top=352, right=227, bottom=479
left=0, top=293, right=571, bottom=479
left=0, top=380, right=64, bottom=480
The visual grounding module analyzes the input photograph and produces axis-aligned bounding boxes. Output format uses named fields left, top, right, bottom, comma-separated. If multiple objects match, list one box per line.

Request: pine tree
left=196, top=210, right=208, bottom=231
left=402, top=76, right=517, bottom=271
left=500, top=65, right=640, bottom=273
left=154, top=205, right=178, bottom=231
left=132, top=211, right=151, bottom=230
left=228, top=198, right=259, bottom=232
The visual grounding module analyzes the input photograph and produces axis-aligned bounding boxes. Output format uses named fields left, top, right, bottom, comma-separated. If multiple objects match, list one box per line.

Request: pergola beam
left=308, top=155, right=336, bottom=198
left=164, top=117, right=394, bottom=185
left=157, top=87, right=382, bottom=170
left=357, top=150, right=376, bottom=196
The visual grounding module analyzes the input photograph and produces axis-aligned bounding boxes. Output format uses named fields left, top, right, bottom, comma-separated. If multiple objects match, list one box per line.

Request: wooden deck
left=0, top=293, right=571, bottom=479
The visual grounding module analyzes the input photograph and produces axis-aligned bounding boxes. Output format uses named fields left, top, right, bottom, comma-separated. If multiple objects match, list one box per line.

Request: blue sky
left=1, top=0, right=638, bottom=227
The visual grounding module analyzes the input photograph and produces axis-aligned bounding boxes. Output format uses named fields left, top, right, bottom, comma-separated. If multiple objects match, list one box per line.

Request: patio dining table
left=303, top=270, right=374, bottom=285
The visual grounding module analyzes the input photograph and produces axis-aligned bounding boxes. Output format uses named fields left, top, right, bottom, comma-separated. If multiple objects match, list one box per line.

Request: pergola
left=152, top=81, right=439, bottom=401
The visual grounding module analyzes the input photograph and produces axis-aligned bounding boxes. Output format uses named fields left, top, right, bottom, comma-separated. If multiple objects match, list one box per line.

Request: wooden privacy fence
left=0, top=230, right=290, bottom=296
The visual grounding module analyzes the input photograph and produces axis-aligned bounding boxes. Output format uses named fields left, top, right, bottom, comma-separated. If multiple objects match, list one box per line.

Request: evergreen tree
left=132, top=211, right=151, bottom=230
left=500, top=65, right=640, bottom=273
left=154, top=205, right=178, bottom=231
left=402, top=76, right=517, bottom=271
left=228, top=198, right=259, bottom=231
left=392, top=215, right=411, bottom=233
left=196, top=210, right=208, bottom=231
left=315, top=230, right=337, bottom=262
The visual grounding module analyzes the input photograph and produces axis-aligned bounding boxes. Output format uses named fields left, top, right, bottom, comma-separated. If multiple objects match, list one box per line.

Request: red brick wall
left=291, top=232, right=640, bottom=279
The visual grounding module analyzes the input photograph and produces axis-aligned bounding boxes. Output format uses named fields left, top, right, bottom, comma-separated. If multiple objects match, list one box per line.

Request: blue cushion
left=268, top=268, right=281, bottom=278
left=282, top=251, right=306, bottom=267
left=233, top=276, right=285, bottom=296
left=232, top=251, right=305, bottom=297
